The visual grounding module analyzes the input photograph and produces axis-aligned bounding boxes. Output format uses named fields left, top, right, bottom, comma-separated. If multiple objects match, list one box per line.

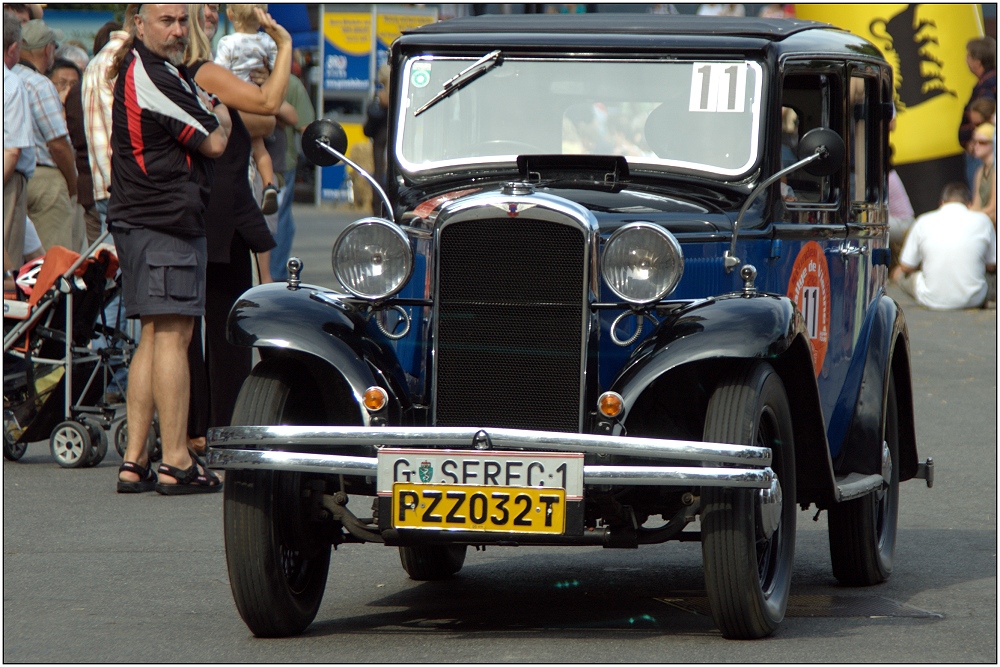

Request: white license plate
left=376, top=449, right=584, bottom=499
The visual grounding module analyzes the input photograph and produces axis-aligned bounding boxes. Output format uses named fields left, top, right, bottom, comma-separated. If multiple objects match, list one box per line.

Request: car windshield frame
left=396, top=55, right=765, bottom=182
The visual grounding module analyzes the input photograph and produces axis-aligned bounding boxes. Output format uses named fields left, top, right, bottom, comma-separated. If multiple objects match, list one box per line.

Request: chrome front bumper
left=206, top=426, right=774, bottom=489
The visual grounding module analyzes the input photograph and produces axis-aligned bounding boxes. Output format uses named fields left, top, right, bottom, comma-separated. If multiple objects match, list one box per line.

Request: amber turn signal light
left=598, top=391, right=624, bottom=418
left=363, top=386, right=388, bottom=412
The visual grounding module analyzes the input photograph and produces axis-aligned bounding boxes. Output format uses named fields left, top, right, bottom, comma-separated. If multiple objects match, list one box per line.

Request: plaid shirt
left=12, top=62, right=69, bottom=168
left=82, top=30, right=127, bottom=202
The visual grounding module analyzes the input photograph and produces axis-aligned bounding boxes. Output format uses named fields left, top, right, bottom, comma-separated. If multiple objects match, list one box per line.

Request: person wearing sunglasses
left=971, top=122, right=996, bottom=227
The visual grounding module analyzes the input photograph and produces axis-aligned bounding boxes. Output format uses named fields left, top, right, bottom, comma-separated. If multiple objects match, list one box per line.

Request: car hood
left=403, top=182, right=740, bottom=236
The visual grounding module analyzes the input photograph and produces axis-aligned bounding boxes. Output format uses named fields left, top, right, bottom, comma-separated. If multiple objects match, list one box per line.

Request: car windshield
left=397, top=56, right=764, bottom=180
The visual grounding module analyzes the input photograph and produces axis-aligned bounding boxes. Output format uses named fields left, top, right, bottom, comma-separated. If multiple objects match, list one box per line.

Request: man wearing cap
left=4, top=10, right=34, bottom=279
left=11, top=19, right=78, bottom=252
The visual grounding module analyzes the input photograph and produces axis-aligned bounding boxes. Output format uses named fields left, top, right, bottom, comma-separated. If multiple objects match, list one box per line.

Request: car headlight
left=333, top=218, right=413, bottom=299
left=601, top=223, right=684, bottom=304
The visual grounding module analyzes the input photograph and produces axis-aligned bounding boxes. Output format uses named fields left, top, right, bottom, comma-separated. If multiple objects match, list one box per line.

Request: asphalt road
left=3, top=203, right=996, bottom=662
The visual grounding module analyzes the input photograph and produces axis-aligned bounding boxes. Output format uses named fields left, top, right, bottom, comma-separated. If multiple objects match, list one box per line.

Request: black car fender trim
left=835, top=293, right=919, bottom=482
left=227, top=283, right=381, bottom=422
left=613, top=293, right=837, bottom=506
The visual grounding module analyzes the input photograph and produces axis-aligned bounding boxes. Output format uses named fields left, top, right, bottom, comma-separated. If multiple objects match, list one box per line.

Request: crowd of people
left=3, top=3, right=315, bottom=493
left=890, top=36, right=997, bottom=310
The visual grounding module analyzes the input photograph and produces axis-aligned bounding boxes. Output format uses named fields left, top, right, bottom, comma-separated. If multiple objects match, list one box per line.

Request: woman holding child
left=183, top=4, right=292, bottom=437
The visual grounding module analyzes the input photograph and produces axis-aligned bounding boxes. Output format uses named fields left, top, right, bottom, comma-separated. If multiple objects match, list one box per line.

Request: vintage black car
left=207, top=14, right=934, bottom=639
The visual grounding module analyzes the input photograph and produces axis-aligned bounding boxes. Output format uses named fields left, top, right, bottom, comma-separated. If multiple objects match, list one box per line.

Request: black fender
left=832, top=292, right=919, bottom=481
left=227, top=282, right=413, bottom=423
left=614, top=294, right=837, bottom=507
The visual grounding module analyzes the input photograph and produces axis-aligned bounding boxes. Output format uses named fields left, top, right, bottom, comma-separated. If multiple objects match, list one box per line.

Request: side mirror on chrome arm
left=723, top=127, right=846, bottom=272
left=301, top=119, right=396, bottom=224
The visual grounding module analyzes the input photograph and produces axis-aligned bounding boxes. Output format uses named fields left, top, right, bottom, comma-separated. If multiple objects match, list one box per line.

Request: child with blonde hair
left=215, top=4, right=280, bottom=214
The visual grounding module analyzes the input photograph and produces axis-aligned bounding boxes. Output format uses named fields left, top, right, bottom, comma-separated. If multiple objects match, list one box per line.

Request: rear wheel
left=399, top=545, right=468, bottom=581
left=3, top=410, right=27, bottom=461
left=224, top=360, right=331, bottom=637
left=827, top=374, right=900, bottom=586
left=700, top=361, right=796, bottom=639
left=114, top=418, right=161, bottom=462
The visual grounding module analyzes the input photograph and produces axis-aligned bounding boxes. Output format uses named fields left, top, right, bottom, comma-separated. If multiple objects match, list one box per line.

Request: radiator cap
left=502, top=182, right=534, bottom=196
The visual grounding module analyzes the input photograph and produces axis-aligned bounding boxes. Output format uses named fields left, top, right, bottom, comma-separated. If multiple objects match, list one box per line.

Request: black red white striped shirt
left=107, top=39, right=219, bottom=236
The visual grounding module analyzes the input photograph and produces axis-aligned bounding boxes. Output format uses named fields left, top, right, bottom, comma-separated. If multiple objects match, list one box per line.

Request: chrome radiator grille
left=434, top=217, right=587, bottom=432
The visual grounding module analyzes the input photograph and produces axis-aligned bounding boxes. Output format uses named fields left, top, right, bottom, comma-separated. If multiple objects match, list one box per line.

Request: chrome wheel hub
left=757, top=474, right=783, bottom=540
left=878, top=440, right=892, bottom=499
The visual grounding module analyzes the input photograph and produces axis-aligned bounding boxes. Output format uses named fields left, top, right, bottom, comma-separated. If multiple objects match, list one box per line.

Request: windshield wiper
left=413, top=50, right=503, bottom=117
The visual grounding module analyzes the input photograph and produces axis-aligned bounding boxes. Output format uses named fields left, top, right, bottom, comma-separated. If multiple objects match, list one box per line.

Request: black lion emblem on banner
left=870, top=4, right=957, bottom=110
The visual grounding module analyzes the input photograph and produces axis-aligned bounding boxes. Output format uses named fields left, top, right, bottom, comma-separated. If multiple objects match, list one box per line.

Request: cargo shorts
left=110, top=225, right=207, bottom=319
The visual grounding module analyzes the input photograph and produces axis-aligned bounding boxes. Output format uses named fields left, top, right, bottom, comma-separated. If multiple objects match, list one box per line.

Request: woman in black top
left=183, top=6, right=292, bottom=437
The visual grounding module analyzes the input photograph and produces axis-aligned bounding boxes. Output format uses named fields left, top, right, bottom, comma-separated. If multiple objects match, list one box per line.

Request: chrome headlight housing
left=601, top=223, right=684, bottom=304
left=333, top=218, right=413, bottom=300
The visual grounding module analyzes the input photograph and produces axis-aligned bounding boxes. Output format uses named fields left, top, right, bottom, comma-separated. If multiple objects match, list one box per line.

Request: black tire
left=700, top=361, right=796, bottom=640
left=113, top=419, right=127, bottom=458
left=3, top=411, right=27, bottom=461
left=224, top=360, right=331, bottom=638
left=82, top=423, right=108, bottom=467
left=399, top=545, right=468, bottom=581
left=827, top=374, right=900, bottom=586
left=3, top=438, right=27, bottom=461
left=50, top=421, right=93, bottom=468
left=115, top=418, right=162, bottom=462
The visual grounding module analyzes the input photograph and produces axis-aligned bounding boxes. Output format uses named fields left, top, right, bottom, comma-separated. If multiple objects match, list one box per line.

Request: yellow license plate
left=392, top=483, right=567, bottom=534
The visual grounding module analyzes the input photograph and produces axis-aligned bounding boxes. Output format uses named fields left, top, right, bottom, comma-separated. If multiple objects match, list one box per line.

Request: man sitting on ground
left=892, top=181, right=997, bottom=310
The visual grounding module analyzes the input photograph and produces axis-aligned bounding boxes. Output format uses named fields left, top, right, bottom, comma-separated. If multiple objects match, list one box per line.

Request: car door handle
left=830, top=243, right=868, bottom=258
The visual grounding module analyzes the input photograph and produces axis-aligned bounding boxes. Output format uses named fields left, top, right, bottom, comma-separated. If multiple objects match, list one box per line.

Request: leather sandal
left=117, top=461, right=157, bottom=493
left=155, top=453, right=223, bottom=495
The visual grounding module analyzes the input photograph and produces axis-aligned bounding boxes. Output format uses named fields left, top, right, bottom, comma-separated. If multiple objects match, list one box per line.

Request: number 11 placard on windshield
left=690, top=62, right=748, bottom=113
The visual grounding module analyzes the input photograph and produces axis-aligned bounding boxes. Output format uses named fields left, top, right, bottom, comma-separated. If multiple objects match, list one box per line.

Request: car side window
left=780, top=72, right=842, bottom=218
left=849, top=73, right=879, bottom=205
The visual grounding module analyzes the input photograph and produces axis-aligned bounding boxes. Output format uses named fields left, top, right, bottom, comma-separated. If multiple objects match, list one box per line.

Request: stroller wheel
left=3, top=411, right=27, bottom=461
left=114, top=418, right=161, bottom=462
left=82, top=423, right=109, bottom=467
left=50, top=421, right=93, bottom=468
left=113, top=420, right=127, bottom=459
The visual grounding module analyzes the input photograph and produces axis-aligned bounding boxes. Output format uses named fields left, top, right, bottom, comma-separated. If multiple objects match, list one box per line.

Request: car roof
left=406, top=14, right=831, bottom=41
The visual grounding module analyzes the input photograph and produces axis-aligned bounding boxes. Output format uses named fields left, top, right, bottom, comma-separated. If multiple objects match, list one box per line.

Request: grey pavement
left=2, top=209, right=996, bottom=662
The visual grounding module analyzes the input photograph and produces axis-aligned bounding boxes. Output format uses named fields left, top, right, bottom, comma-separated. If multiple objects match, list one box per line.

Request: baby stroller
left=4, top=231, right=138, bottom=468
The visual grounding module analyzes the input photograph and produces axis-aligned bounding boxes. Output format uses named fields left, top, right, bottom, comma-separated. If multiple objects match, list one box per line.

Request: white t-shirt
left=899, top=202, right=997, bottom=309
left=214, top=32, right=277, bottom=83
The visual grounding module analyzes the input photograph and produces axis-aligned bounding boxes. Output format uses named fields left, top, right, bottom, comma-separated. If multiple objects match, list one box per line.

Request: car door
left=769, top=63, right=859, bottom=455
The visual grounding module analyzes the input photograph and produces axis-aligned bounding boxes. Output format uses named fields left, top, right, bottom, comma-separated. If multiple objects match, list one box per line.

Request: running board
left=835, top=472, right=883, bottom=502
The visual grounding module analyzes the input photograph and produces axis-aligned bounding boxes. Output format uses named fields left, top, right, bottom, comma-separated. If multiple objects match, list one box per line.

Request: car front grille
left=435, top=217, right=587, bottom=433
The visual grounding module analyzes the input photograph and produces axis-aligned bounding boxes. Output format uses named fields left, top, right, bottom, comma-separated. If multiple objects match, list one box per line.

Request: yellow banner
left=323, top=12, right=372, bottom=56
left=795, top=4, right=985, bottom=165
left=376, top=12, right=438, bottom=48
left=342, top=122, right=368, bottom=155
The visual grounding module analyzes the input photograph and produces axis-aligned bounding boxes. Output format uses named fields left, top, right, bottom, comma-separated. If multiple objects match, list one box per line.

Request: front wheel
left=224, top=360, right=331, bottom=637
left=700, top=361, right=796, bottom=639
left=827, top=374, right=900, bottom=586
left=50, top=421, right=93, bottom=468
left=81, top=422, right=108, bottom=467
